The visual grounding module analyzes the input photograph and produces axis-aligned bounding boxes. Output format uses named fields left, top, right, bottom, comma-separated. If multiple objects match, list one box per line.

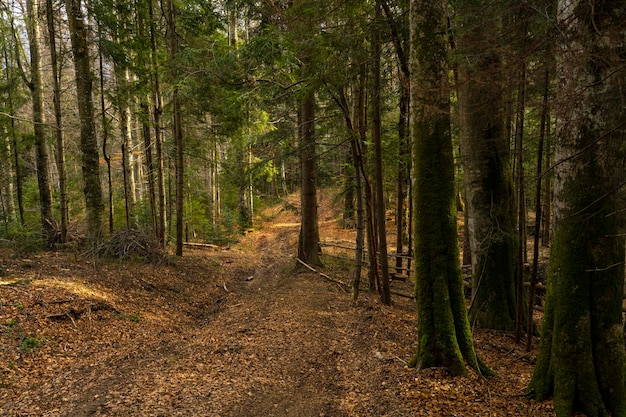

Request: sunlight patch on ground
left=33, top=279, right=114, bottom=302
left=271, top=219, right=337, bottom=229
left=0, top=278, right=27, bottom=286
left=271, top=222, right=300, bottom=228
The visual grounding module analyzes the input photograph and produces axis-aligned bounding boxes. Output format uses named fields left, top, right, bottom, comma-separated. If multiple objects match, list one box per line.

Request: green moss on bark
left=529, top=155, right=626, bottom=417
left=409, top=0, right=492, bottom=377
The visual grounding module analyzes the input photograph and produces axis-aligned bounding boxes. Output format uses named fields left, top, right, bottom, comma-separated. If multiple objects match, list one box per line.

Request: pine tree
left=409, top=0, right=490, bottom=376
left=527, top=2, right=626, bottom=415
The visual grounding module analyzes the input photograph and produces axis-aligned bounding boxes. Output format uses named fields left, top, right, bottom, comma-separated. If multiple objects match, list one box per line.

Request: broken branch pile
left=86, top=229, right=167, bottom=263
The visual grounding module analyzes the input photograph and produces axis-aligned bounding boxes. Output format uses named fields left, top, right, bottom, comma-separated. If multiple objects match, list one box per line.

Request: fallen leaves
left=0, top=195, right=556, bottom=416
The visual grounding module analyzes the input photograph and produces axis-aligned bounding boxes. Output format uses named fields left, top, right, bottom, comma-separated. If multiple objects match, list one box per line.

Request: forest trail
left=1, top=194, right=554, bottom=416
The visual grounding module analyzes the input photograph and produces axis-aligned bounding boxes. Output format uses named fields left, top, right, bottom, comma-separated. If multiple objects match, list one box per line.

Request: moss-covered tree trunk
left=409, top=0, right=490, bottom=377
left=456, top=0, right=517, bottom=331
left=527, top=2, right=626, bottom=416
left=65, top=0, right=104, bottom=243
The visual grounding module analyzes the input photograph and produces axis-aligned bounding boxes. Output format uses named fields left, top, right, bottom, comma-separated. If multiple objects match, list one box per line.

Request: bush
left=0, top=225, right=45, bottom=257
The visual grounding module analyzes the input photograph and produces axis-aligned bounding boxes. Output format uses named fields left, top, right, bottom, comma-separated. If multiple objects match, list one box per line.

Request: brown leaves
left=0, top=195, right=556, bottom=416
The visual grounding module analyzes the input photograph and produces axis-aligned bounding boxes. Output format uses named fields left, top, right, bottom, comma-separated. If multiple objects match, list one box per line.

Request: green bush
left=0, top=224, right=44, bottom=257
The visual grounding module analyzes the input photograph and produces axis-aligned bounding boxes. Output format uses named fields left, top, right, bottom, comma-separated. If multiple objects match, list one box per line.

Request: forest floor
left=0, top=192, right=557, bottom=416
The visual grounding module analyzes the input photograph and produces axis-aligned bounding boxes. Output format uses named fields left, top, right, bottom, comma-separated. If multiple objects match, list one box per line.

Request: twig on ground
left=295, top=258, right=348, bottom=292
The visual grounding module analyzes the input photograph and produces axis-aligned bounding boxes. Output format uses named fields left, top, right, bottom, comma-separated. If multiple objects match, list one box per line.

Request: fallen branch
left=295, top=258, right=348, bottom=292
left=391, top=290, right=414, bottom=299
left=46, top=302, right=121, bottom=323
left=183, top=242, right=221, bottom=250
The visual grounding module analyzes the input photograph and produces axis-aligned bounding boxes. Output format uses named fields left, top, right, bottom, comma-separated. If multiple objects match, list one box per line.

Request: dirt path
left=1, top=198, right=555, bottom=416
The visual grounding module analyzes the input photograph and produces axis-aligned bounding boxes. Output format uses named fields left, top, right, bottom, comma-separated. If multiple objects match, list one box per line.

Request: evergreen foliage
left=0, top=1, right=623, bottom=412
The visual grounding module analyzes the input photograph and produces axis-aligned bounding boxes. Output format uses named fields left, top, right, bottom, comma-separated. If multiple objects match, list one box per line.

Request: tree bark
left=456, top=0, right=517, bottom=331
left=297, top=90, right=321, bottom=267
left=513, top=29, right=528, bottom=342
left=164, top=0, right=184, bottom=256
left=26, top=0, right=55, bottom=242
left=96, top=17, right=114, bottom=236
left=149, top=0, right=167, bottom=246
left=45, top=0, right=68, bottom=243
left=528, top=2, right=626, bottom=415
left=66, top=0, right=104, bottom=243
left=526, top=68, right=550, bottom=352
left=353, top=68, right=379, bottom=293
left=115, top=67, right=137, bottom=229
left=140, top=100, right=158, bottom=236
left=372, top=0, right=391, bottom=305
left=409, top=0, right=490, bottom=377
left=331, top=86, right=365, bottom=300
left=1, top=43, right=25, bottom=226
left=381, top=0, right=411, bottom=278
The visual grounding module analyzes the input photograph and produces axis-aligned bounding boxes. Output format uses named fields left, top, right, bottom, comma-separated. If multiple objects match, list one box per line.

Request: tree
left=0, top=14, right=25, bottom=226
left=65, top=0, right=104, bottom=242
left=297, top=89, right=321, bottom=267
left=148, top=0, right=167, bottom=246
left=25, top=0, right=55, bottom=242
left=456, top=0, right=517, bottom=330
left=527, top=2, right=626, bottom=416
left=381, top=0, right=411, bottom=282
left=164, top=0, right=184, bottom=256
left=409, top=0, right=490, bottom=376
left=45, top=0, right=69, bottom=243
left=371, top=0, right=391, bottom=304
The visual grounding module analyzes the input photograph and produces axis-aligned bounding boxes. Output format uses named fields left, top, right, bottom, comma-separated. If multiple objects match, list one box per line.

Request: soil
left=0, top=194, right=555, bottom=416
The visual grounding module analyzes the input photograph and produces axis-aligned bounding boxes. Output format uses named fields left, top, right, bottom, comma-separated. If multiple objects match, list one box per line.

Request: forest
left=0, top=0, right=625, bottom=416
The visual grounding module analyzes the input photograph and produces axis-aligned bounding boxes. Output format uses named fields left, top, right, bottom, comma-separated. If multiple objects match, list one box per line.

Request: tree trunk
left=116, top=68, right=137, bottom=229
left=236, top=144, right=251, bottom=229
left=456, top=0, right=517, bottom=331
left=342, top=149, right=355, bottom=228
left=409, top=0, right=491, bottom=377
left=513, top=33, right=527, bottom=342
left=66, top=0, right=104, bottom=243
left=381, top=0, right=411, bottom=278
left=141, top=100, right=158, bottom=236
left=164, top=0, right=184, bottom=256
left=148, top=0, right=166, bottom=246
left=528, top=3, right=626, bottom=416
left=297, top=90, right=321, bottom=267
left=45, top=0, right=68, bottom=243
left=1, top=44, right=25, bottom=226
left=541, top=119, right=552, bottom=246
left=356, top=70, right=379, bottom=292
left=395, top=81, right=409, bottom=275
left=526, top=68, right=550, bottom=352
left=212, top=141, right=221, bottom=224
left=372, top=0, right=391, bottom=305
left=0, top=134, right=15, bottom=224
left=97, top=17, right=114, bottom=236
left=331, top=86, right=365, bottom=300
left=352, top=142, right=364, bottom=301
left=26, top=0, right=55, bottom=242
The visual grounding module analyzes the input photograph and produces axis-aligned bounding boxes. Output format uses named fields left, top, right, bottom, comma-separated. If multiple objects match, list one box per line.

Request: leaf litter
left=0, top=193, right=555, bottom=416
